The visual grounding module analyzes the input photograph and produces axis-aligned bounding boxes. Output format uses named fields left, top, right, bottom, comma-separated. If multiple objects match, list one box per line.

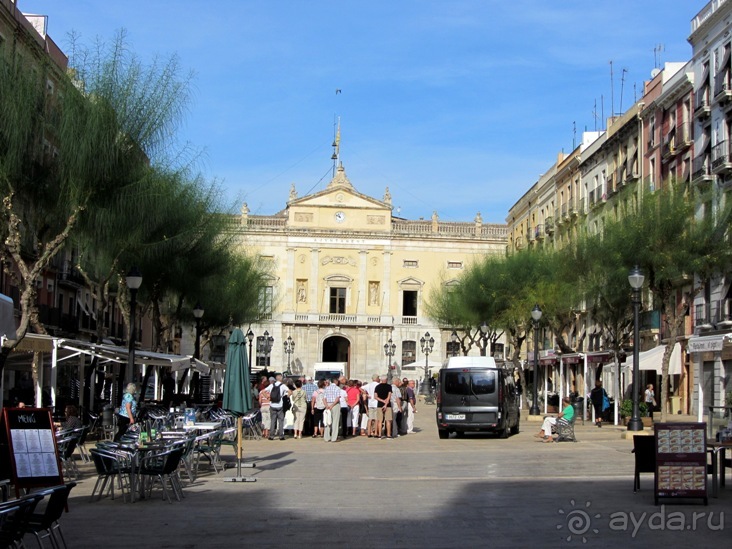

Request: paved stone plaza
left=49, top=409, right=729, bottom=548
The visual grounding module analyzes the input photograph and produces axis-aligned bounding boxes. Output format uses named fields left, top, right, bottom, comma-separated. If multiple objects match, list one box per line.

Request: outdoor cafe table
left=707, top=440, right=732, bottom=498
left=99, top=441, right=169, bottom=502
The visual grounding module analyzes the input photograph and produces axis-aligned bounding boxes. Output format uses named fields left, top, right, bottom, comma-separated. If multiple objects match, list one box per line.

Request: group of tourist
left=251, top=374, right=418, bottom=441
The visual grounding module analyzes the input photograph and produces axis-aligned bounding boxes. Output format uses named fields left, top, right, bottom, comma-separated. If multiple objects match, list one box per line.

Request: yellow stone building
left=236, top=163, right=507, bottom=381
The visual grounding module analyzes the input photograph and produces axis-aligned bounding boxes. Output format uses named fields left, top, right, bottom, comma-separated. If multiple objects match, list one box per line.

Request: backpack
left=270, top=383, right=282, bottom=404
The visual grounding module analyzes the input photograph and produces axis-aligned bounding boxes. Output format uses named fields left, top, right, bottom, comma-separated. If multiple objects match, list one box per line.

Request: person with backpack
left=265, top=374, right=291, bottom=440
left=589, top=380, right=609, bottom=428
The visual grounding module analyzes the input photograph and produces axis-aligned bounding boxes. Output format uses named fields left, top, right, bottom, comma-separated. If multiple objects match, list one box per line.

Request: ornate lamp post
left=627, top=266, right=645, bottom=431
left=246, top=328, right=254, bottom=368
left=451, top=330, right=459, bottom=357
left=193, top=303, right=204, bottom=360
left=125, top=267, right=145, bottom=384
left=479, top=321, right=489, bottom=356
left=384, top=338, right=396, bottom=379
left=419, top=332, right=435, bottom=395
left=262, top=330, right=274, bottom=367
left=530, top=304, right=542, bottom=416
left=283, top=336, right=295, bottom=374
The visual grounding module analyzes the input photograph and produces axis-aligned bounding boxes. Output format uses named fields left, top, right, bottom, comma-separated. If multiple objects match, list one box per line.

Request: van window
left=471, top=372, right=496, bottom=395
left=443, top=371, right=496, bottom=395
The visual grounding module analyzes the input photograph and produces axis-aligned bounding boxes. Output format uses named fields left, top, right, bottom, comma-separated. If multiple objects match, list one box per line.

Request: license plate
left=445, top=414, right=465, bottom=420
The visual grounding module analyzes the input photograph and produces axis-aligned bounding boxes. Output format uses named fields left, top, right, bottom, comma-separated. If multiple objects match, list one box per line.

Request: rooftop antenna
left=610, top=60, right=615, bottom=119
left=619, top=67, right=628, bottom=114
left=601, top=94, right=605, bottom=130
left=653, top=44, right=665, bottom=69
left=573, top=121, right=577, bottom=150
left=592, top=99, right=599, bottom=132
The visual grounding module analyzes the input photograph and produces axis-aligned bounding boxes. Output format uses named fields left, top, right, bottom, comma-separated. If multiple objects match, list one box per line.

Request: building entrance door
left=322, top=336, right=350, bottom=375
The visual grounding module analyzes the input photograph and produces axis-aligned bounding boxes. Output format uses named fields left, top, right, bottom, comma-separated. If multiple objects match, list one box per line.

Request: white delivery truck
left=313, top=362, right=347, bottom=381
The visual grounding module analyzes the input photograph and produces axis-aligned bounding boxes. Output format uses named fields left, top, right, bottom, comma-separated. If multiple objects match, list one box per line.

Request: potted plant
left=620, top=399, right=649, bottom=426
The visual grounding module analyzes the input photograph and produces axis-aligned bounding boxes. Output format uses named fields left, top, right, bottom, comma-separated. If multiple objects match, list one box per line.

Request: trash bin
left=102, top=405, right=114, bottom=427
left=669, top=396, right=681, bottom=415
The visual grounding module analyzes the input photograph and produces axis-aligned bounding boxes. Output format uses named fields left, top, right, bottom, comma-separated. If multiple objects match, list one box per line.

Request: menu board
left=0, top=407, right=63, bottom=496
left=654, top=423, right=707, bottom=505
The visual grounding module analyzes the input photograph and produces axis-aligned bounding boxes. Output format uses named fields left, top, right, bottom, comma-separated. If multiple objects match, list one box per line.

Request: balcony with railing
left=694, top=87, right=712, bottom=119
left=692, top=154, right=714, bottom=185
left=714, top=76, right=732, bottom=104
left=534, top=224, right=544, bottom=240
left=711, top=140, right=732, bottom=174
left=695, top=299, right=732, bottom=330
left=514, top=236, right=524, bottom=250
left=544, top=217, right=554, bottom=235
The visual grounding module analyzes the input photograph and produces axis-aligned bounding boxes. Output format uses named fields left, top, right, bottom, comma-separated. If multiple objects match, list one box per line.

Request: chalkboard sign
left=1, top=407, right=63, bottom=496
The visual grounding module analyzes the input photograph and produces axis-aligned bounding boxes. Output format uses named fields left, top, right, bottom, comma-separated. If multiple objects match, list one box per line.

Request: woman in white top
left=644, top=384, right=655, bottom=421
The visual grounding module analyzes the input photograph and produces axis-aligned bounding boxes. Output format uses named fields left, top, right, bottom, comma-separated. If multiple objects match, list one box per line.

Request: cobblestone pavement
left=36, top=407, right=730, bottom=548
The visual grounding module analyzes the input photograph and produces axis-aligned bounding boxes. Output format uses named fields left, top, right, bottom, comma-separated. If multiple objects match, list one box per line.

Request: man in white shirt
left=265, top=374, right=291, bottom=440
left=364, top=374, right=380, bottom=438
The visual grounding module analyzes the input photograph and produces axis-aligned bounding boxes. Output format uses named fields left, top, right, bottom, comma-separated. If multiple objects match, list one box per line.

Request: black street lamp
left=627, top=266, right=645, bottom=432
left=384, top=338, right=396, bottom=379
left=450, top=330, right=459, bottom=357
left=246, top=328, right=254, bottom=369
left=262, top=330, right=274, bottom=367
left=530, top=304, right=542, bottom=416
left=122, top=267, right=145, bottom=384
left=419, top=331, right=435, bottom=395
left=479, top=321, right=489, bottom=356
left=193, top=303, right=204, bottom=360
left=283, top=336, right=295, bottom=374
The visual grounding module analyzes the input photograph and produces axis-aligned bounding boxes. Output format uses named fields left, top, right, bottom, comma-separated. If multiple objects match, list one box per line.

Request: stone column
left=310, top=248, right=320, bottom=314
left=358, top=250, right=368, bottom=316
left=382, top=251, right=392, bottom=320
left=286, top=248, right=296, bottom=313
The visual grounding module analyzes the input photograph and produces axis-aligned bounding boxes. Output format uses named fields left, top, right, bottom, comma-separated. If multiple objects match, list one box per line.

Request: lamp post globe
left=530, top=304, right=542, bottom=416
left=627, top=266, right=645, bottom=432
left=246, top=329, right=255, bottom=369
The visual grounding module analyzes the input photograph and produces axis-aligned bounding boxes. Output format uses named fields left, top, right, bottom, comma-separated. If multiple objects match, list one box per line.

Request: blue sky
left=22, top=0, right=699, bottom=223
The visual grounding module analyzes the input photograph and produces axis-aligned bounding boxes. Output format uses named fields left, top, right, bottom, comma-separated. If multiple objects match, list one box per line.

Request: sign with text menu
left=1, top=407, right=63, bottom=495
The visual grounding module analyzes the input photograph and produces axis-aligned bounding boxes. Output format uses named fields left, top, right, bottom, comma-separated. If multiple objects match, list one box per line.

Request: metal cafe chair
left=139, top=447, right=185, bottom=503
left=89, top=448, right=133, bottom=503
left=22, top=482, right=77, bottom=549
left=0, top=492, right=44, bottom=549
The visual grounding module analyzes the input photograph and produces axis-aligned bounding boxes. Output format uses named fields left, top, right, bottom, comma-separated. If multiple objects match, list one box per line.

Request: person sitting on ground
left=536, top=397, right=574, bottom=442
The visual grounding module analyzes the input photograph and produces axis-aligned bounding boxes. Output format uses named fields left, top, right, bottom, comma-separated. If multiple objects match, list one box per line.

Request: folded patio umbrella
left=222, top=328, right=255, bottom=482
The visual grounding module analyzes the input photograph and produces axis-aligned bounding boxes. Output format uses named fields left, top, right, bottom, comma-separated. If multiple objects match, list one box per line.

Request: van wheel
left=438, top=429, right=449, bottom=439
left=499, top=426, right=510, bottom=439
left=510, top=421, right=520, bottom=435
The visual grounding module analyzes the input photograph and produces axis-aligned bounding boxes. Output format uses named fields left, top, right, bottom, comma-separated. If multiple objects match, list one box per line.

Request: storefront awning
left=560, top=353, right=583, bottom=365
left=624, top=343, right=682, bottom=375
left=687, top=334, right=732, bottom=353
left=585, top=351, right=613, bottom=364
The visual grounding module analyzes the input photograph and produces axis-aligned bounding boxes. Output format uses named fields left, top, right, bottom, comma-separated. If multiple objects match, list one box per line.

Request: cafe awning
left=624, top=343, right=682, bottom=375
left=686, top=333, right=732, bottom=353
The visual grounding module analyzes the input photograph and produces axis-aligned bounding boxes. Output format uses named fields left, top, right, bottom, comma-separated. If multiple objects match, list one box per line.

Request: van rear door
left=467, top=369, right=499, bottom=424
left=440, top=368, right=498, bottom=424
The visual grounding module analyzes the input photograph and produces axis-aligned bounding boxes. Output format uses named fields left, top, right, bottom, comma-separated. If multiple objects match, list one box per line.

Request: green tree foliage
left=586, top=181, right=732, bottom=421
